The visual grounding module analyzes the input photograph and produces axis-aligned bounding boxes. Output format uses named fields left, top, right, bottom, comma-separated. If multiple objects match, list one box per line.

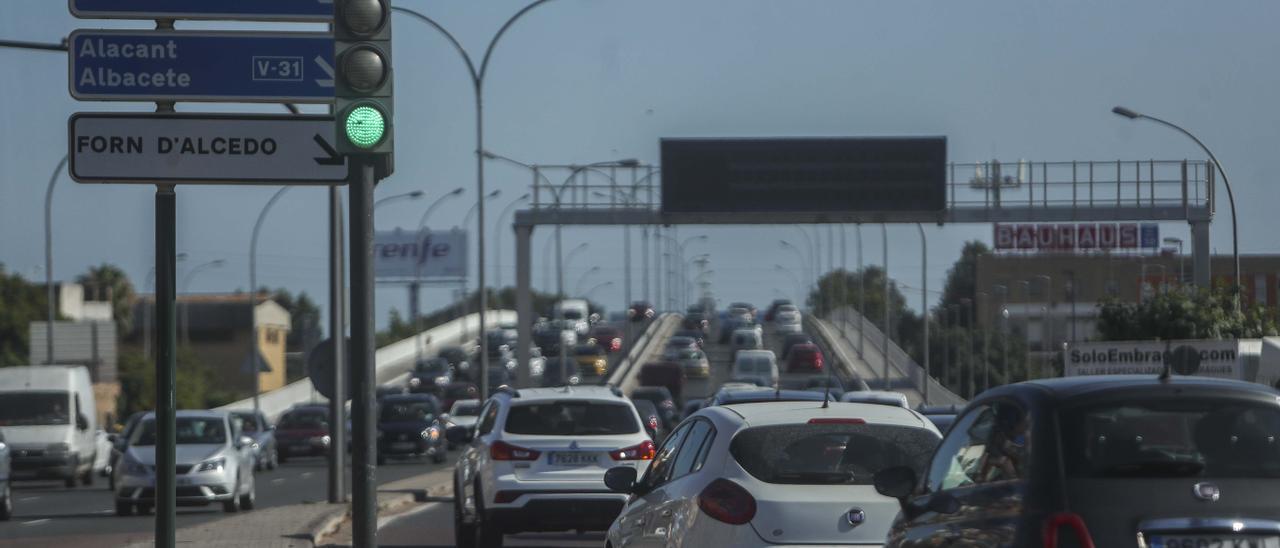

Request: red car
left=786, top=343, right=824, bottom=372
left=590, top=326, right=623, bottom=353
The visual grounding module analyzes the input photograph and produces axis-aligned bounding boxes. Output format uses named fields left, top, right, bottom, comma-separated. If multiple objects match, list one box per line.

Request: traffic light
left=334, top=0, right=393, bottom=157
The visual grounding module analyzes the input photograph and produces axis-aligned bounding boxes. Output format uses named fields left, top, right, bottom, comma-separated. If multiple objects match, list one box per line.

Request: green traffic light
left=344, top=105, right=386, bottom=149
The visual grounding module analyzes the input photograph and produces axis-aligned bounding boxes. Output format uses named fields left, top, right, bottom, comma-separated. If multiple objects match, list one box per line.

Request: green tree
left=116, top=347, right=230, bottom=419
left=0, top=265, right=50, bottom=367
left=76, top=263, right=136, bottom=335
left=937, top=241, right=990, bottom=312
left=1096, top=288, right=1278, bottom=341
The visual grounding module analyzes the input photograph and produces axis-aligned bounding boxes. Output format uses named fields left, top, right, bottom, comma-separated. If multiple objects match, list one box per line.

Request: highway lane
left=0, top=454, right=451, bottom=547
left=378, top=500, right=603, bottom=548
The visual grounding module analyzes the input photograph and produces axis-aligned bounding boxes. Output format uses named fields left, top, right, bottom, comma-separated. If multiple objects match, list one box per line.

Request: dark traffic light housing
left=335, top=0, right=393, bottom=159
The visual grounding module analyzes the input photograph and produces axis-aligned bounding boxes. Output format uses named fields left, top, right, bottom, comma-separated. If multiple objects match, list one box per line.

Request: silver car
left=114, top=410, right=257, bottom=515
left=228, top=410, right=278, bottom=471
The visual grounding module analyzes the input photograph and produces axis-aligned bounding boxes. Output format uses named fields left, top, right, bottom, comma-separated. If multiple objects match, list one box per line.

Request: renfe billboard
left=660, top=137, right=947, bottom=214
left=373, top=229, right=467, bottom=281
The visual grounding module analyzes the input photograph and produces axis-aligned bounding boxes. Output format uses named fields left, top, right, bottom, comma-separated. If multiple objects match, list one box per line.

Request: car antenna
left=821, top=353, right=833, bottom=409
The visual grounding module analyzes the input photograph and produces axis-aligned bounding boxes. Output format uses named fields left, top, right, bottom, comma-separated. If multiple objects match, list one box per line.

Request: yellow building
left=125, top=293, right=291, bottom=397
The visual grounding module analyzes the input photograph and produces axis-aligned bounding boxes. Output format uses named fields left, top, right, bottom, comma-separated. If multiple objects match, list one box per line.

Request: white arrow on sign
left=315, top=56, right=334, bottom=88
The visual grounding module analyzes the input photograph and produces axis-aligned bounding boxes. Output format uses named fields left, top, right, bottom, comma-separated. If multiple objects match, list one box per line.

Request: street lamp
left=1113, top=105, right=1240, bottom=310
left=658, top=234, right=707, bottom=310
left=409, top=187, right=466, bottom=365
left=181, top=259, right=226, bottom=345
left=775, top=264, right=803, bottom=299
left=248, top=187, right=291, bottom=412
left=573, top=266, right=602, bottom=296
left=459, top=189, right=502, bottom=338
left=494, top=193, right=531, bottom=300
left=1164, top=236, right=1185, bottom=286
left=43, top=155, right=68, bottom=365
left=372, top=190, right=424, bottom=210
left=562, top=243, right=591, bottom=296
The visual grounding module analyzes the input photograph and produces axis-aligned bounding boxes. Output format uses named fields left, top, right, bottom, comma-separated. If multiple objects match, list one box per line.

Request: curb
left=310, top=474, right=454, bottom=546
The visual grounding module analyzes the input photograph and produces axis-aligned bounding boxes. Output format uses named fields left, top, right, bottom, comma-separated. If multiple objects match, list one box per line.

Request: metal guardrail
left=611, top=314, right=681, bottom=395
left=803, top=315, right=871, bottom=392
left=829, top=307, right=966, bottom=406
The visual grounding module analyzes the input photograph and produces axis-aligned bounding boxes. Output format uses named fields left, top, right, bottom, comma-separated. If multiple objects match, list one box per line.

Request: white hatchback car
left=774, top=305, right=803, bottom=334
left=603, top=401, right=941, bottom=547
left=731, top=350, right=779, bottom=387
left=448, top=385, right=655, bottom=547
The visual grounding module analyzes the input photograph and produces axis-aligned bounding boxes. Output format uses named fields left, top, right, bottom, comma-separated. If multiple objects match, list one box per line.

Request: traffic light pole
left=328, top=185, right=347, bottom=504
left=348, top=159, right=378, bottom=548
left=154, top=184, right=177, bottom=548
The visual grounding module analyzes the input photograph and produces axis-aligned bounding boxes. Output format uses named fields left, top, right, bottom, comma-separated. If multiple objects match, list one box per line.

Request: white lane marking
left=22, top=519, right=50, bottom=526
left=301, top=472, right=313, bottom=479
left=272, top=478, right=286, bottom=485
left=377, top=501, right=440, bottom=531
left=16, top=496, right=39, bottom=502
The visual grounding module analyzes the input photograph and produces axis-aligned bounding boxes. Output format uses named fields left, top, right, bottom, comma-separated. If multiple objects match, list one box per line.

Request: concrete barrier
left=218, top=310, right=516, bottom=421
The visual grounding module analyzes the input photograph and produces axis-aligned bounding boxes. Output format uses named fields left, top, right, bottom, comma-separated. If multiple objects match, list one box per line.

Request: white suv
left=448, top=385, right=655, bottom=547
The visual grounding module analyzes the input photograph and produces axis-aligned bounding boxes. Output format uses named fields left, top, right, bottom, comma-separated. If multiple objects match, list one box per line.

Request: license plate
left=548, top=452, right=598, bottom=467
left=1150, top=536, right=1280, bottom=548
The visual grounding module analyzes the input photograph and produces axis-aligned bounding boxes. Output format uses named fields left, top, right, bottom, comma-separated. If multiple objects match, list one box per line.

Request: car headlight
left=409, top=377, right=422, bottom=388
left=594, top=359, right=606, bottom=368
left=458, top=361, right=471, bottom=370
left=311, top=435, right=332, bottom=446
left=47, top=443, right=70, bottom=454
left=420, top=427, right=440, bottom=441
left=195, top=458, right=225, bottom=473
left=434, top=375, right=450, bottom=386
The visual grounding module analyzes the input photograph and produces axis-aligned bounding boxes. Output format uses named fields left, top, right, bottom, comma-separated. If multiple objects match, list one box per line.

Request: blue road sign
left=69, top=30, right=334, bottom=103
left=70, top=0, right=333, bottom=22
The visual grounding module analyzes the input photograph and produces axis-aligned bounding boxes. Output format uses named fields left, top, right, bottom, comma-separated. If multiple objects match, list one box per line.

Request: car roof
left=502, top=385, right=627, bottom=403
left=380, top=393, right=438, bottom=404
left=715, top=389, right=826, bottom=403
left=667, top=336, right=695, bottom=344
left=997, top=374, right=1280, bottom=403
left=141, top=409, right=227, bottom=420
left=712, top=401, right=935, bottom=430
left=736, top=349, right=774, bottom=358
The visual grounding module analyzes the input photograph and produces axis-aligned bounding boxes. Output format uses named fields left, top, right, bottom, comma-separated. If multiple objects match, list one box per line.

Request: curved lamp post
left=1112, top=105, right=1240, bottom=311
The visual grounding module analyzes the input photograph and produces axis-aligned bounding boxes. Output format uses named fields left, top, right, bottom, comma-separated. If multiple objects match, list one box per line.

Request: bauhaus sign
left=373, top=229, right=467, bottom=281
left=994, top=223, right=1158, bottom=252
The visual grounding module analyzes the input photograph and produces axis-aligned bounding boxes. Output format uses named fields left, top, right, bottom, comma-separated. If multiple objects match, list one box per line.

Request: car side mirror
left=76, top=414, right=89, bottom=431
left=873, top=466, right=917, bottom=501
left=238, top=435, right=255, bottom=449
left=445, top=425, right=473, bottom=444
left=604, top=466, right=639, bottom=493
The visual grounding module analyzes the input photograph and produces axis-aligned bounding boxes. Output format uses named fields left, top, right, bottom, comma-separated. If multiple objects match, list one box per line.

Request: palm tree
left=76, top=264, right=136, bottom=334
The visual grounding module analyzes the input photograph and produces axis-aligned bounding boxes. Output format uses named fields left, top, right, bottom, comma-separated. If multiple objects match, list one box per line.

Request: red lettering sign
left=1056, top=225, right=1076, bottom=249
left=1118, top=224, right=1138, bottom=248
left=1077, top=225, right=1097, bottom=249
left=994, top=224, right=1014, bottom=250
left=1036, top=224, right=1056, bottom=249
left=1016, top=225, right=1036, bottom=249
left=1098, top=224, right=1117, bottom=249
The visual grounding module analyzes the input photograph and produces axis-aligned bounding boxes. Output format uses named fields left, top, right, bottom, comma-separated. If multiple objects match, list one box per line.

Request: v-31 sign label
left=69, top=113, right=348, bottom=185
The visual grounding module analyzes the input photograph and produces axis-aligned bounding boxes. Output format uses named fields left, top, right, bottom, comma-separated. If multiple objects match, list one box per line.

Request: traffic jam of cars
left=431, top=298, right=1280, bottom=548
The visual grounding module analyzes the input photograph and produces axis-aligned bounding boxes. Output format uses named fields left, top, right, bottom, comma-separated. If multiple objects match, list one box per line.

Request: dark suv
left=875, top=375, right=1280, bottom=548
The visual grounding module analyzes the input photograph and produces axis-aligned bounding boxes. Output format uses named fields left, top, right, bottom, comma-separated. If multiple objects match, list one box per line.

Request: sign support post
left=154, top=183, right=177, bottom=548
left=348, top=159, right=377, bottom=547
left=328, top=185, right=347, bottom=504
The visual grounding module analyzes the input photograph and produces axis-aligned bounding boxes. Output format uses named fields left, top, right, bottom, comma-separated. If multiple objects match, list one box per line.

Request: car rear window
left=731, top=423, right=938, bottom=485
left=279, top=411, right=328, bottom=430
left=1061, top=398, right=1280, bottom=479
left=504, top=401, right=640, bottom=436
left=380, top=401, right=438, bottom=422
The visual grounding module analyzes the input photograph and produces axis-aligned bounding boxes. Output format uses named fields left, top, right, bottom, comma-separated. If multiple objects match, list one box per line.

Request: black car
left=533, top=325, right=567, bottom=356
left=408, top=357, right=453, bottom=395
left=780, top=332, right=814, bottom=359
left=627, top=301, right=655, bottom=322
left=681, top=312, right=710, bottom=334
left=540, top=357, right=580, bottom=387
left=763, top=298, right=792, bottom=321
left=438, top=345, right=475, bottom=381
left=671, top=329, right=705, bottom=348
left=629, top=398, right=668, bottom=443
left=376, top=394, right=446, bottom=465
left=876, top=375, right=1280, bottom=548
left=629, top=386, right=678, bottom=425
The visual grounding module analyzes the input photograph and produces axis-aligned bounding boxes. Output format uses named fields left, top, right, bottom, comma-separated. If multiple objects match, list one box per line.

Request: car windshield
left=278, top=411, right=328, bottom=430
left=131, top=417, right=228, bottom=446
left=731, top=423, right=938, bottom=485
left=451, top=403, right=480, bottom=416
left=1062, top=398, right=1280, bottom=478
left=380, top=401, right=437, bottom=422
left=504, top=401, right=640, bottom=436
left=740, top=357, right=771, bottom=373
left=0, top=391, right=70, bottom=426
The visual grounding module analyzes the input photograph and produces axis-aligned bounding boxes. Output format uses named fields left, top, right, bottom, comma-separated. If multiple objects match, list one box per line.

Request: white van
left=553, top=299, right=592, bottom=335
left=0, top=366, right=98, bottom=487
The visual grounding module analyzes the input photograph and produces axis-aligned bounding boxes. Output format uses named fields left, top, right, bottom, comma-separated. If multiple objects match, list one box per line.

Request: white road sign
left=69, top=113, right=348, bottom=184
left=374, top=229, right=468, bottom=281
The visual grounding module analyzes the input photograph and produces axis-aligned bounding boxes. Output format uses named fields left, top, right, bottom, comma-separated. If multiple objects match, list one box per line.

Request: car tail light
left=814, top=355, right=824, bottom=369
left=610, top=440, right=656, bottom=460
left=611, top=338, right=622, bottom=351
left=490, top=441, right=541, bottom=461
left=647, top=416, right=660, bottom=431
left=1043, top=512, right=1095, bottom=548
left=808, top=418, right=865, bottom=425
left=698, top=478, right=756, bottom=525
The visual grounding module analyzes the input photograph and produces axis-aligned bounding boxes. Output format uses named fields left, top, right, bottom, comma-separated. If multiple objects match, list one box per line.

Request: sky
left=2, top=1, right=1279, bottom=335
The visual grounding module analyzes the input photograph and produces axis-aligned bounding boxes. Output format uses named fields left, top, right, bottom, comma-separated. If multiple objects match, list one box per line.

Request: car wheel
left=267, top=450, right=279, bottom=470
left=453, top=476, right=477, bottom=548
left=0, top=483, right=11, bottom=521
left=64, top=476, right=77, bottom=488
left=114, top=499, right=133, bottom=517
left=474, top=481, right=504, bottom=548
left=223, top=477, right=242, bottom=513
left=240, top=476, right=256, bottom=511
